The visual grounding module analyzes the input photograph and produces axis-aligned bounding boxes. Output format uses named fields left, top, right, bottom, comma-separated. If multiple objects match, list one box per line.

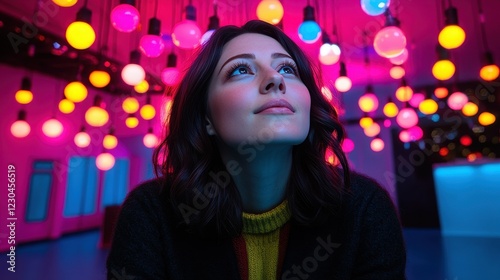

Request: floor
left=1, top=228, right=500, bottom=280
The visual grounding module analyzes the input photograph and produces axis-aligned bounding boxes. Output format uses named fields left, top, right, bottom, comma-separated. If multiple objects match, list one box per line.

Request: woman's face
left=206, top=33, right=311, bottom=149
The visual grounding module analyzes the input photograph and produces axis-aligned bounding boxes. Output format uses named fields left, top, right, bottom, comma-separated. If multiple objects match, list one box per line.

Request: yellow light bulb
left=125, top=116, right=139, bottom=128
left=134, top=80, right=149, bottom=94
left=59, top=99, right=75, bottom=114
left=432, top=60, right=455, bottom=80
left=15, top=90, right=33, bottom=104
left=256, top=0, right=284, bottom=25
left=64, top=81, right=88, bottom=103
left=122, top=97, right=139, bottom=114
left=434, top=87, right=449, bottom=99
left=395, top=86, right=413, bottom=102
left=478, top=112, right=495, bottom=126
left=419, top=99, right=438, bottom=115
left=359, top=117, right=374, bottom=129
left=438, top=25, right=465, bottom=49
left=66, top=21, right=96, bottom=50
left=383, top=102, right=399, bottom=118
left=140, top=104, right=156, bottom=120
left=480, top=64, right=500, bottom=81
left=103, top=134, right=118, bottom=149
left=85, top=106, right=109, bottom=127
left=89, top=70, right=111, bottom=88
left=390, top=65, right=405, bottom=80
left=462, top=102, right=478, bottom=117
left=52, top=0, right=78, bottom=7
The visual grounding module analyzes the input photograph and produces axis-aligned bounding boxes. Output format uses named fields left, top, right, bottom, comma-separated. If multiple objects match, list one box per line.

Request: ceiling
left=1, top=0, right=500, bottom=94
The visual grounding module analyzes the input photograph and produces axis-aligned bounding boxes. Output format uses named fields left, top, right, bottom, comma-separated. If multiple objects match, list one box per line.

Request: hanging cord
left=477, top=0, right=489, bottom=52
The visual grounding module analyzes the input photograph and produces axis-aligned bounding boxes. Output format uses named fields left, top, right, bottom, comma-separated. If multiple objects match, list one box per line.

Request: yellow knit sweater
left=241, top=201, right=291, bottom=280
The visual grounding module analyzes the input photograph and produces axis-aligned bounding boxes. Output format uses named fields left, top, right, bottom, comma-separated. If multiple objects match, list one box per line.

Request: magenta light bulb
left=139, top=35, right=165, bottom=58
left=374, top=26, right=407, bottom=58
left=396, top=107, right=419, bottom=129
left=447, top=91, right=468, bottom=110
left=110, top=3, right=140, bottom=33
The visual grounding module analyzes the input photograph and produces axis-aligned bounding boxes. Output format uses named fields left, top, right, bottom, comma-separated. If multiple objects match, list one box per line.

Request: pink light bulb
left=42, top=118, right=63, bottom=138
left=396, top=108, right=419, bottom=128
left=370, top=138, right=385, bottom=152
left=374, top=26, right=407, bottom=58
left=161, top=67, right=181, bottom=86
left=399, top=130, right=411, bottom=143
left=139, top=34, right=165, bottom=58
left=11, top=120, right=30, bottom=138
left=335, top=76, right=352, bottom=92
left=408, top=92, right=425, bottom=108
left=121, top=64, right=145, bottom=86
left=447, top=91, right=468, bottom=110
left=143, top=133, right=159, bottom=148
left=96, top=153, right=115, bottom=171
left=172, top=20, right=201, bottom=49
left=389, top=48, right=408, bottom=65
left=201, top=30, right=215, bottom=45
left=74, top=131, right=91, bottom=148
left=407, top=126, right=423, bottom=141
left=110, top=4, right=140, bottom=33
left=342, top=138, right=355, bottom=153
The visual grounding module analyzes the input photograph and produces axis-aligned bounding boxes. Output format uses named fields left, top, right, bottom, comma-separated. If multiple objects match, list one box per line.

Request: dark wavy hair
left=154, top=20, right=350, bottom=238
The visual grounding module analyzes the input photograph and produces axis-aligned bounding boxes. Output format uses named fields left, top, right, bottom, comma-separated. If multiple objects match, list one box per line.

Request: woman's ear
left=205, top=116, right=216, bottom=135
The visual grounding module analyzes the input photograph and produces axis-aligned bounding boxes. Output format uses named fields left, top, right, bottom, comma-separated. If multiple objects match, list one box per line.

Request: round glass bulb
left=383, top=102, right=399, bottom=118
left=370, top=138, right=385, bottom=152
left=399, top=130, right=411, bottom=143
left=358, top=93, right=379, bottom=113
left=374, top=26, right=406, bottom=58
left=462, top=102, right=478, bottom=117
left=335, top=76, right=352, bottom=92
left=125, top=116, right=139, bottom=128
left=59, top=99, right=75, bottom=114
left=396, top=108, right=418, bottom=128
left=409, top=92, right=425, bottom=108
left=419, top=99, right=438, bottom=115
left=389, top=47, right=408, bottom=65
left=110, top=4, right=140, bottom=33
left=201, top=30, right=215, bottom=45
left=172, top=20, right=201, bottom=49
left=161, top=67, right=181, bottom=86
left=480, top=64, right=500, bottom=81
left=10, top=120, right=30, bottom=138
left=134, top=80, right=149, bottom=94
left=438, top=25, right=466, bottom=50
left=407, top=126, right=424, bottom=141
left=66, top=21, right=95, bottom=50
left=140, top=104, right=156, bottom=120
left=121, top=64, right=145, bottom=86
left=64, top=81, right=88, bottom=103
left=342, top=138, right=355, bottom=153
left=318, top=43, right=341, bottom=65
left=359, top=116, right=374, bottom=128
left=298, top=21, right=322, bottom=44
left=434, top=87, right=449, bottom=98
left=361, top=0, right=391, bottom=16
left=390, top=65, right=405, bottom=79
left=15, top=90, right=33, bottom=104
left=74, top=131, right=91, bottom=148
left=256, top=0, right=284, bottom=24
left=139, top=34, right=165, bottom=58
left=395, top=85, right=413, bottom=102
left=478, top=112, right=495, bottom=126
left=42, top=118, right=63, bottom=138
left=432, top=59, right=455, bottom=80
left=96, top=153, right=115, bottom=171
left=103, top=134, right=118, bottom=149
left=364, top=122, right=381, bottom=137
left=143, top=133, right=159, bottom=148
left=447, top=91, right=468, bottom=110
left=85, top=106, right=109, bottom=127
left=52, top=0, right=78, bottom=7
left=122, top=97, right=139, bottom=114
left=89, top=70, right=111, bottom=88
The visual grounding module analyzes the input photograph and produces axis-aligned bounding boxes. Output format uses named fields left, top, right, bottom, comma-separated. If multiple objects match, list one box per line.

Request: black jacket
left=106, top=173, right=406, bottom=279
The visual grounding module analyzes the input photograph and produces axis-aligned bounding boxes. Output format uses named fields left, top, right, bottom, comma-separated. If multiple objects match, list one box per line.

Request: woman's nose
left=260, top=70, right=286, bottom=94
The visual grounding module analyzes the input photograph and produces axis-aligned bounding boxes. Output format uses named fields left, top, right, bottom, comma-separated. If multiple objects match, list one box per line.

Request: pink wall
left=0, top=64, right=164, bottom=251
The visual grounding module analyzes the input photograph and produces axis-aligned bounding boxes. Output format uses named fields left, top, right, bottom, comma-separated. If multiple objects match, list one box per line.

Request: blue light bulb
left=298, top=21, right=321, bottom=44
left=361, top=0, right=391, bottom=16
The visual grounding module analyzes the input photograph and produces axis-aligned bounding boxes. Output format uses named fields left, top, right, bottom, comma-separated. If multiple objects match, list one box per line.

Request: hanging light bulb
left=66, top=6, right=96, bottom=50
left=85, top=95, right=109, bottom=127
left=318, top=32, right=341, bottom=65
left=432, top=45, right=455, bottom=80
left=364, top=122, right=381, bottom=137
left=122, top=96, right=139, bottom=114
left=396, top=107, right=418, bottom=128
left=143, top=127, right=159, bottom=148
left=409, top=92, right=425, bottom=108
left=361, top=0, right=391, bottom=16
left=256, top=0, right=284, bottom=24
left=139, top=17, right=165, bottom=58
left=134, top=80, right=149, bottom=94
left=140, top=96, right=156, bottom=120
left=359, top=115, right=374, bottom=129
left=161, top=53, right=181, bottom=86
left=342, top=138, right=355, bottom=153
left=419, top=98, right=438, bottom=115
left=335, top=62, right=352, bottom=92
left=358, top=85, right=379, bottom=113
left=121, top=50, right=145, bottom=86
left=374, top=9, right=406, bottom=58
left=96, top=152, right=115, bottom=171
left=370, top=137, right=385, bottom=152
left=462, top=102, right=478, bottom=117
left=110, top=0, right=140, bottom=33
left=89, top=68, right=111, bottom=88
left=103, top=129, right=118, bottom=149
left=434, top=86, right=449, bottom=99
left=74, top=126, right=91, bottom=148
left=438, top=4, right=466, bottom=50
left=447, top=91, right=468, bottom=110
left=59, top=98, right=75, bottom=114
left=172, top=4, right=202, bottom=49
left=389, top=64, right=405, bottom=79
left=42, top=118, right=64, bottom=138
left=15, top=77, right=34, bottom=104
left=64, top=81, right=88, bottom=103
left=201, top=4, right=220, bottom=44
left=10, top=110, right=31, bottom=138
left=298, top=5, right=321, bottom=44
left=389, top=47, right=408, bottom=65
left=52, top=0, right=78, bottom=7
left=383, top=97, right=399, bottom=118
left=478, top=112, right=496, bottom=126
left=395, top=79, right=413, bottom=102
left=479, top=52, right=500, bottom=81
left=125, top=114, right=139, bottom=128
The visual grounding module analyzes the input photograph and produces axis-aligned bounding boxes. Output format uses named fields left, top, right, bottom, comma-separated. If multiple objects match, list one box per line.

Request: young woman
left=107, top=20, right=406, bottom=280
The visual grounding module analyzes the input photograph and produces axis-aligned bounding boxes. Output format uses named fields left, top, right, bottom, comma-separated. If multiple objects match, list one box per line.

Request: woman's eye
left=229, top=66, right=250, bottom=77
left=279, top=66, right=295, bottom=75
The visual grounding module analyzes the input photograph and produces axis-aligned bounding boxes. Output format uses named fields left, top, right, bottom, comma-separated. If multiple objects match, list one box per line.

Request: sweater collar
left=242, top=200, right=291, bottom=234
